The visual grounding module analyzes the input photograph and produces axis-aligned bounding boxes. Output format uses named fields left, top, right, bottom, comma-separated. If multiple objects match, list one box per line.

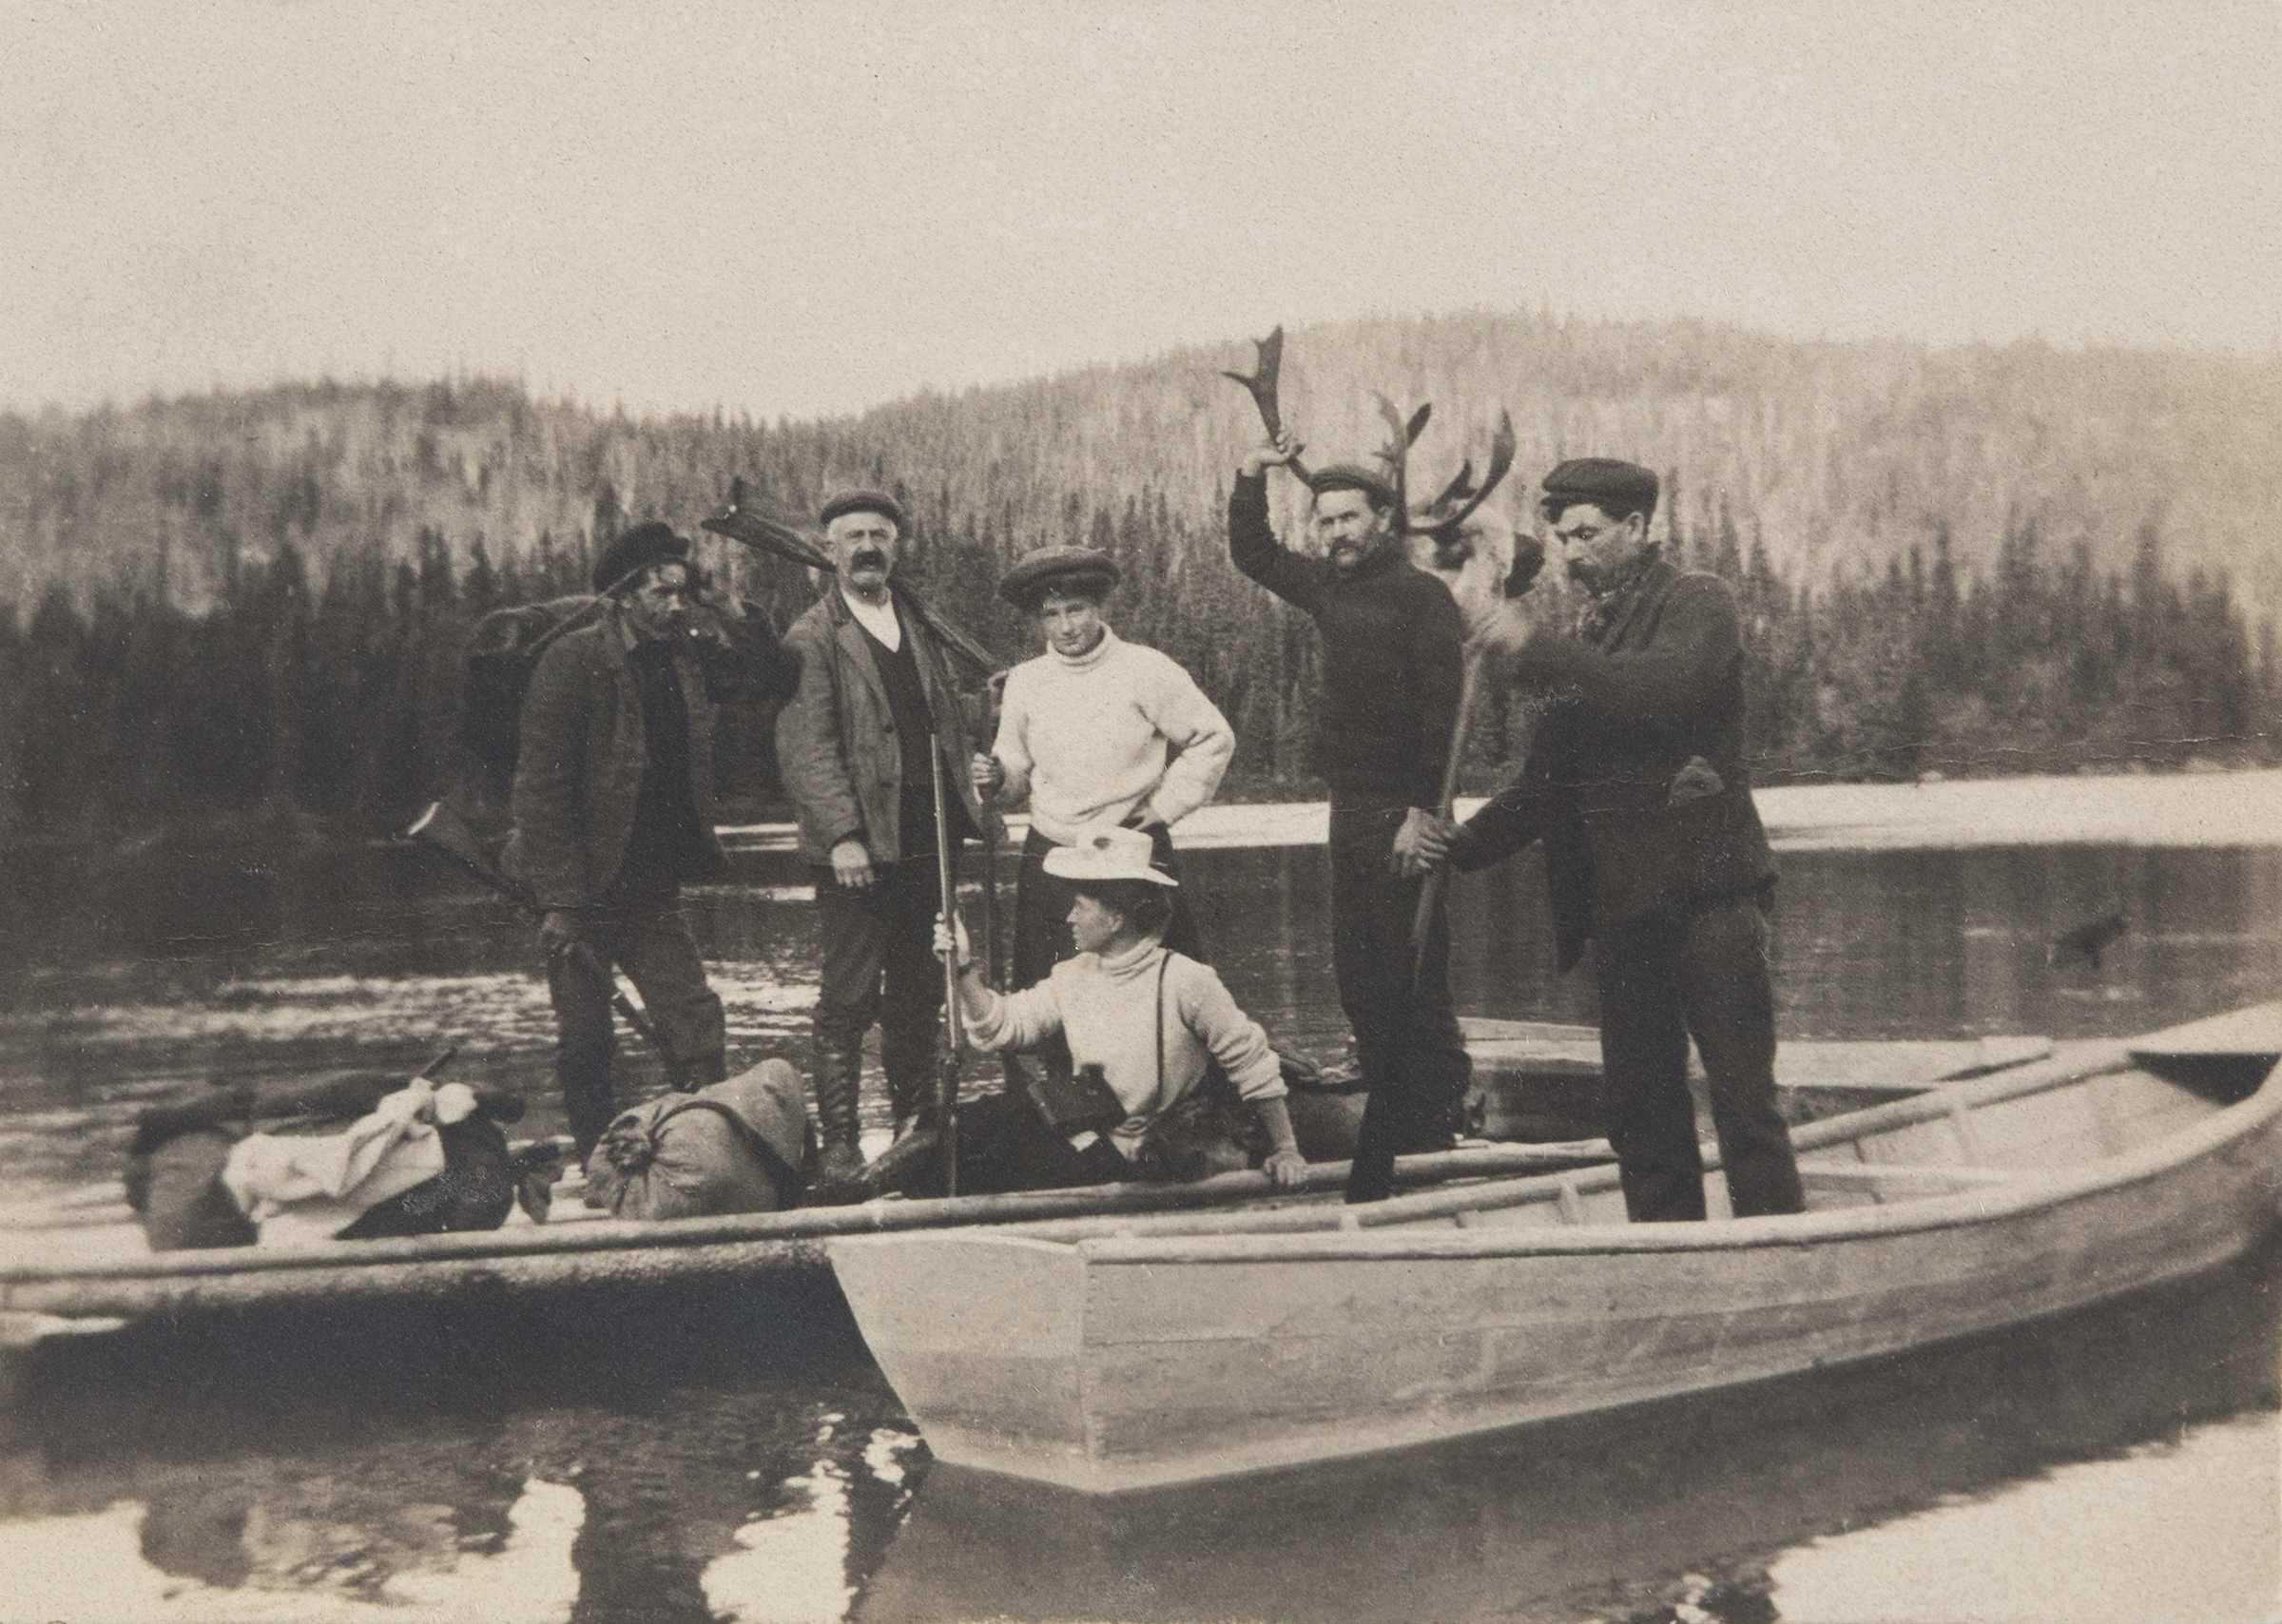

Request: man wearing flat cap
left=1414, top=457, right=1806, bottom=1223
left=776, top=488, right=1000, bottom=1201
left=1230, top=432, right=1472, bottom=1203
left=510, top=520, right=798, bottom=1162
left=974, top=544, right=1233, bottom=990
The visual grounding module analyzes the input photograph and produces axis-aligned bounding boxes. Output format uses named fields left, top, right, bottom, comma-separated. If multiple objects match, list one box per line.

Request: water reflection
left=3, top=1319, right=922, bottom=1624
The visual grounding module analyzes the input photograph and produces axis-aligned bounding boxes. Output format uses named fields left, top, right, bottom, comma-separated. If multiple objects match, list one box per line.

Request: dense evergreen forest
left=2, top=311, right=2276, bottom=842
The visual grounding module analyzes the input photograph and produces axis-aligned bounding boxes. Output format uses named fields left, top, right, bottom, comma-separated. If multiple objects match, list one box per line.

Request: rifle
left=928, top=750, right=964, bottom=1197
left=701, top=479, right=1006, bottom=678
left=404, top=801, right=687, bottom=1088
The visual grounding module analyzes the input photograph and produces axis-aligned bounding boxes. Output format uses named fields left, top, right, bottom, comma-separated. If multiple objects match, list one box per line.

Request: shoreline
left=721, top=767, right=2282, bottom=855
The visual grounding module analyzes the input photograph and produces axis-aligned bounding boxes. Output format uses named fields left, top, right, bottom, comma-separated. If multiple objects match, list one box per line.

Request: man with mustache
left=776, top=489, right=998, bottom=1201
left=1413, top=458, right=1805, bottom=1223
left=1229, top=433, right=1471, bottom=1203
left=511, top=521, right=796, bottom=1162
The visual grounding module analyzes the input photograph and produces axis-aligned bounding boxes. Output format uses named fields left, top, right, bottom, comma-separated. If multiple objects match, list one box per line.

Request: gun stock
left=404, top=802, right=682, bottom=1082
left=702, top=486, right=1006, bottom=678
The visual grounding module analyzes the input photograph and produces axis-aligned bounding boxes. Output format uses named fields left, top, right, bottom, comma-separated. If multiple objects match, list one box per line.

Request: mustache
left=848, top=549, right=889, bottom=571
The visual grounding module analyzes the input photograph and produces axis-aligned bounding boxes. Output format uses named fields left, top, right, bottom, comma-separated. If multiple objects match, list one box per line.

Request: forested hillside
left=2, top=311, right=2276, bottom=842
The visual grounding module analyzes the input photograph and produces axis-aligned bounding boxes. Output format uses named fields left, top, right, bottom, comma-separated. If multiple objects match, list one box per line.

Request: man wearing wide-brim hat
left=775, top=487, right=1001, bottom=1201
left=1414, top=456, right=1805, bottom=1224
left=1228, top=435, right=1473, bottom=1204
left=509, top=520, right=798, bottom=1161
left=973, top=543, right=1233, bottom=991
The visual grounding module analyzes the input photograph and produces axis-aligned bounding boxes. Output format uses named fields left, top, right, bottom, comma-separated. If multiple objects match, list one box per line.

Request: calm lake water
left=0, top=795, right=2277, bottom=1623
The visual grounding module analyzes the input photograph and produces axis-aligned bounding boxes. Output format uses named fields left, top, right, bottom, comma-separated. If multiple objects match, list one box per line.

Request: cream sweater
left=990, top=628, right=1233, bottom=844
left=965, top=938, right=1283, bottom=1162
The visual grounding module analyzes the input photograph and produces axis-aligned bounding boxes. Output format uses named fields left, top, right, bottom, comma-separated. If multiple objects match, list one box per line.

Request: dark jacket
left=507, top=607, right=731, bottom=910
left=1453, top=558, right=1774, bottom=970
left=1228, top=473, right=1462, bottom=806
left=775, top=584, right=999, bottom=867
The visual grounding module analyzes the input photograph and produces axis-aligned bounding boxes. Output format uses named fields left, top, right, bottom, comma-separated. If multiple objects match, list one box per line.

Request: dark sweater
left=621, top=636, right=711, bottom=889
left=1228, top=473, right=1463, bottom=806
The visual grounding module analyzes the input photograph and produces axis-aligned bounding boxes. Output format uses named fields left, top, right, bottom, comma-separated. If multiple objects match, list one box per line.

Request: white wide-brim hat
left=1042, top=825, right=1178, bottom=887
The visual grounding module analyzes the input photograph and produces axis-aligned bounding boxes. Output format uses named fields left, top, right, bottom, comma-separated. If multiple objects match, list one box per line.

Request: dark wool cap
left=1306, top=461, right=1397, bottom=507
left=1539, top=458, right=1660, bottom=522
left=997, top=545, right=1121, bottom=609
left=819, top=488, right=908, bottom=534
left=591, top=520, right=690, bottom=593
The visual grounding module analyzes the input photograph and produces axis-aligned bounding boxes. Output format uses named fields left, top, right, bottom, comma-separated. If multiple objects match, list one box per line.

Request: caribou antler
left=1403, top=410, right=1517, bottom=541
left=1220, top=325, right=1313, bottom=485
left=1373, top=394, right=1431, bottom=524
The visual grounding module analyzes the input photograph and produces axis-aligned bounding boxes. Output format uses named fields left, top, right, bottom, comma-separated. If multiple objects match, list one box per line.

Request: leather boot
left=865, top=1060, right=942, bottom=1198
left=808, top=1037, right=869, bottom=1205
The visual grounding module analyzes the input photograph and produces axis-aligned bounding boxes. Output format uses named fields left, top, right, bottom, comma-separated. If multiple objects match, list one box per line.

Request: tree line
left=0, top=478, right=2272, bottom=845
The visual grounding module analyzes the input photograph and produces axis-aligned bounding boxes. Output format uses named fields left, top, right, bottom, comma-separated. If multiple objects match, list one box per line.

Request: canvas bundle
left=581, top=1059, right=813, bottom=1221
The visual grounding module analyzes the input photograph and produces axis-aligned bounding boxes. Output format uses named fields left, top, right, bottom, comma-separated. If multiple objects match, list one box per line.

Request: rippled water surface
left=0, top=786, right=2277, bottom=1622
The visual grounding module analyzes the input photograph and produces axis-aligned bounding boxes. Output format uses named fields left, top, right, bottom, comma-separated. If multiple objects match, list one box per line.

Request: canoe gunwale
left=0, top=1143, right=1583, bottom=1290
left=1011, top=1046, right=2282, bottom=1264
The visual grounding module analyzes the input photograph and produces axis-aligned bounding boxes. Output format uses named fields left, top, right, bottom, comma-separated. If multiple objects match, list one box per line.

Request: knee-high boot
left=808, top=1038, right=868, bottom=1205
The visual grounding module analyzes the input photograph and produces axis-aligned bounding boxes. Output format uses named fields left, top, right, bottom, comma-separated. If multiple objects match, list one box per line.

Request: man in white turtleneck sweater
left=975, top=547, right=1234, bottom=988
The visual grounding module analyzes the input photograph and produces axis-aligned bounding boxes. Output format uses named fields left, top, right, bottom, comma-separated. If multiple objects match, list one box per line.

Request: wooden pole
left=929, top=750, right=964, bottom=1197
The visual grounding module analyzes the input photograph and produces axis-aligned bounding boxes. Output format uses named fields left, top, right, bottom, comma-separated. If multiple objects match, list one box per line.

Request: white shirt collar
left=841, top=586, right=901, bottom=651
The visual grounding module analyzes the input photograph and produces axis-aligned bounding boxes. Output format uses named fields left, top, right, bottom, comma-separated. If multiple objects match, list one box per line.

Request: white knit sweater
left=964, top=938, right=1284, bottom=1162
left=990, top=628, right=1233, bottom=844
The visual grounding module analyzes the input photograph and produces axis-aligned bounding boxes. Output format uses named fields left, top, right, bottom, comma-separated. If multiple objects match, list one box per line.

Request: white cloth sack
left=221, top=1076, right=479, bottom=1247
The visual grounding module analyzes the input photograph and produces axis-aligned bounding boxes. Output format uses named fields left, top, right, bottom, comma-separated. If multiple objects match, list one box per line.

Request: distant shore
left=718, top=766, right=2282, bottom=856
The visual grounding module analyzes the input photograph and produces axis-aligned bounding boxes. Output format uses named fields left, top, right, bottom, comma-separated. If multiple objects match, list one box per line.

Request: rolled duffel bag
left=583, top=1058, right=814, bottom=1220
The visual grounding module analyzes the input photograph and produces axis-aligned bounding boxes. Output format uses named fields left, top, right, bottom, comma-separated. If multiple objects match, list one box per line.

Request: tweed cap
left=591, top=521, right=690, bottom=593
left=1305, top=461, right=1397, bottom=507
left=997, top=546, right=1121, bottom=609
left=1539, top=458, right=1660, bottom=522
left=819, top=488, right=908, bottom=534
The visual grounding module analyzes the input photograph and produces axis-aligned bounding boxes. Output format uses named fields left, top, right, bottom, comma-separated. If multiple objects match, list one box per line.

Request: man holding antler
left=1413, top=459, right=1806, bottom=1224
left=776, top=489, right=1000, bottom=1202
left=1229, top=433, right=1473, bottom=1202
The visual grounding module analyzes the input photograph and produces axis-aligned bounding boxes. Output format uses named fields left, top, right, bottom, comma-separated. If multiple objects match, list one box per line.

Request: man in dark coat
left=510, top=520, right=797, bottom=1160
left=775, top=489, right=999, bottom=1201
left=1229, top=434, right=1471, bottom=1204
left=1416, top=458, right=1805, bottom=1222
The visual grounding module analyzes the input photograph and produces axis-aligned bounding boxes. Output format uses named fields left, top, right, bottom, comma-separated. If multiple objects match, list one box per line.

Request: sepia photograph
left=2, top=2, right=2277, bottom=1620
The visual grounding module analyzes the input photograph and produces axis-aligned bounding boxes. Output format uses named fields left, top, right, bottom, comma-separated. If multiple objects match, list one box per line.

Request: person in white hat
left=919, top=825, right=1307, bottom=1194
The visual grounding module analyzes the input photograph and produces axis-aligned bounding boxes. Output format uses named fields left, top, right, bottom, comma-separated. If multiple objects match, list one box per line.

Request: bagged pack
left=583, top=1058, right=813, bottom=1221
left=126, top=1069, right=521, bottom=1252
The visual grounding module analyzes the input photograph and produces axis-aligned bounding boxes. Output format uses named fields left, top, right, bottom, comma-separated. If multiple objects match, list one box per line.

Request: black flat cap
left=819, top=488, right=908, bottom=534
left=1306, top=461, right=1397, bottom=507
left=998, top=545, right=1121, bottom=609
left=591, top=520, right=690, bottom=593
left=1540, top=458, right=1659, bottom=522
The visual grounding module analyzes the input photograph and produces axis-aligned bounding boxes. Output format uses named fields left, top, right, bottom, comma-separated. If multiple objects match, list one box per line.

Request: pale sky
left=6, top=0, right=2278, bottom=421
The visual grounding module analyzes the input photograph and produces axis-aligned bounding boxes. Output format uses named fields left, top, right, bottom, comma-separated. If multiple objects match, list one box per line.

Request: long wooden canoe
left=0, top=1015, right=2012, bottom=1348
left=829, top=1003, right=2282, bottom=1494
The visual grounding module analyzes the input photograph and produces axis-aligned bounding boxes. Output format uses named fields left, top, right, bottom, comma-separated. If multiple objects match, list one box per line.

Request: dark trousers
left=547, top=888, right=725, bottom=1157
left=951, top=1092, right=1131, bottom=1194
left=1594, top=892, right=1806, bottom=1222
left=1012, top=823, right=1204, bottom=989
left=812, top=852, right=957, bottom=1103
left=1331, top=794, right=1473, bottom=1190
